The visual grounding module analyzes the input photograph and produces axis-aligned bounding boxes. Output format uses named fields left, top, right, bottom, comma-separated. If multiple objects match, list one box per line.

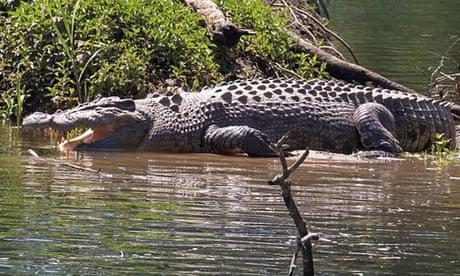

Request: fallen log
left=181, top=0, right=254, bottom=47
left=182, top=0, right=415, bottom=93
left=290, top=32, right=416, bottom=93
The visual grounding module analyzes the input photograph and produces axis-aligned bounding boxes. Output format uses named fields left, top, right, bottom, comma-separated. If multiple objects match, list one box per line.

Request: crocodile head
left=23, top=97, right=149, bottom=151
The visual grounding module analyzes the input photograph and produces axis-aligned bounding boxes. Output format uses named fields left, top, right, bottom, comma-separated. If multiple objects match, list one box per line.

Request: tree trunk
left=182, top=0, right=416, bottom=92
left=290, top=32, right=416, bottom=93
left=181, top=0, right=254, bottom=47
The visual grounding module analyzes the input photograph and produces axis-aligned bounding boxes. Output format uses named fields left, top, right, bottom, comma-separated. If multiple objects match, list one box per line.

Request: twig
left=288, top=244, right=301, bottom=276
left=291, top=4, right=360, bottom=64
left=274, top=0, right=359, bottom=65
left=268, top=135, right=314, bottom=275
left=27, top=148, right=104, bottom=175
left=318, top=45, right=345, bottom=60
left=272, top=62, right=305, bottom=79
left=422, top=38, right=460, bottom=99
left=439, top=72, right=460, bottom=82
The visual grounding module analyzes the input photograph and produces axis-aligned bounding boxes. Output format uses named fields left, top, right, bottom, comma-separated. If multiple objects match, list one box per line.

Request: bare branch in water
left=269, top=135, right=314, bottom=275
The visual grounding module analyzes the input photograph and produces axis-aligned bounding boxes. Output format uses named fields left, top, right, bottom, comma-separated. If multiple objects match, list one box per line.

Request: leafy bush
left=218, top=0, right=328, bottom=78
left=0, top=0, right=327, bottom=121
left=0, top=0, right=218, bottom=118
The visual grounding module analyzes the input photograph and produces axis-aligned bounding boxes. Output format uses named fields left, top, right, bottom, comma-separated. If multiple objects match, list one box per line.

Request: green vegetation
left=0, top=0, right=327, bottom=122
left=427, top=133, right=460, bottom=167
left=0, top=0, right=219, bottom=120
left=219, top=0, right=327, bottom=78
left=415, top=132, right=460, bottom=168
left=431, top=133, right=452, bottom=156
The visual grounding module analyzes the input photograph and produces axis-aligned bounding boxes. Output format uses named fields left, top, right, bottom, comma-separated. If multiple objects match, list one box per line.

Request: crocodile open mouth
left=58, top=127, right=114, bottom=151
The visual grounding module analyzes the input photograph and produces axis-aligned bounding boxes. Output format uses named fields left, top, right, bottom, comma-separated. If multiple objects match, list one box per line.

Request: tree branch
left=269, top=135, right=314, bottom=275
left=289, top=31, right=416, bottom=93
left=181, top=0, right=254, bottom=47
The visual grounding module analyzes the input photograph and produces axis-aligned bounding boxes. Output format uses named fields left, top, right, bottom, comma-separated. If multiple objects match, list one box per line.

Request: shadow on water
left=0, top=125, right=459, bottom=274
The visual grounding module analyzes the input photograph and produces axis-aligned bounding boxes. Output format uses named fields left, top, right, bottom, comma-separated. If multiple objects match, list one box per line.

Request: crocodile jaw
left=58, top=127, right=114, bottom=151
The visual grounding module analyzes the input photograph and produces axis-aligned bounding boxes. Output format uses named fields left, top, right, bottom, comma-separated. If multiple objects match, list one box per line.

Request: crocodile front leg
left=203, top=125, right=278, bottom=157
left=353, top=102, right=403, bottom=155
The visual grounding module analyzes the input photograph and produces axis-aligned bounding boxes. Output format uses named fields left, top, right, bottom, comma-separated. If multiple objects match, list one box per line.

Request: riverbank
left=1, top=0, right=333, bottom=121
left=1, top=0, right=458, bottom=123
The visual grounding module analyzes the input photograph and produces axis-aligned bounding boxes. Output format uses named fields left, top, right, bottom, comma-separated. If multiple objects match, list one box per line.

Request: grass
left=418, top=132, right=460, bottom=168
left=433, top=133, right=460, bottom=163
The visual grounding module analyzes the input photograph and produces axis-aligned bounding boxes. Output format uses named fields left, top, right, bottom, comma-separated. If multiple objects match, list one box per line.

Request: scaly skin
left=23, top=78, right=459, bottom=157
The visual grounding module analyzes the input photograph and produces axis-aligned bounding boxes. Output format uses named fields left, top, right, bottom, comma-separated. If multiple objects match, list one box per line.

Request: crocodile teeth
left=58, top=129, right=94, bottom=151
left=58, top=126, right=116, bottom=151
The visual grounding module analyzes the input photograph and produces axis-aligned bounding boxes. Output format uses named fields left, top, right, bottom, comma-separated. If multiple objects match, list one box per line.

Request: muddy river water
left=1, top=126, right=459, bottom=274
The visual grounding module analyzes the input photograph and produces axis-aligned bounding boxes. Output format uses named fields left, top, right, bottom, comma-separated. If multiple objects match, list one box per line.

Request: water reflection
left=0, top=126, right=459, bottom=274
left=328, top=0, right=460, bottom=92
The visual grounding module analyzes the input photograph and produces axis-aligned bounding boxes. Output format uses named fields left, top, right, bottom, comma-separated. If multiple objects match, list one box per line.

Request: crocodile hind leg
left=353, top=102, right=403, bottom=155
left=203, top=125, right=278, bottom=157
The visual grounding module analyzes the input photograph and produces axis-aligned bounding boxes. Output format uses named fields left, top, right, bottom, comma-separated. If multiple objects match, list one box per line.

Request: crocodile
left=22, top=78, right=460, bottom=157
